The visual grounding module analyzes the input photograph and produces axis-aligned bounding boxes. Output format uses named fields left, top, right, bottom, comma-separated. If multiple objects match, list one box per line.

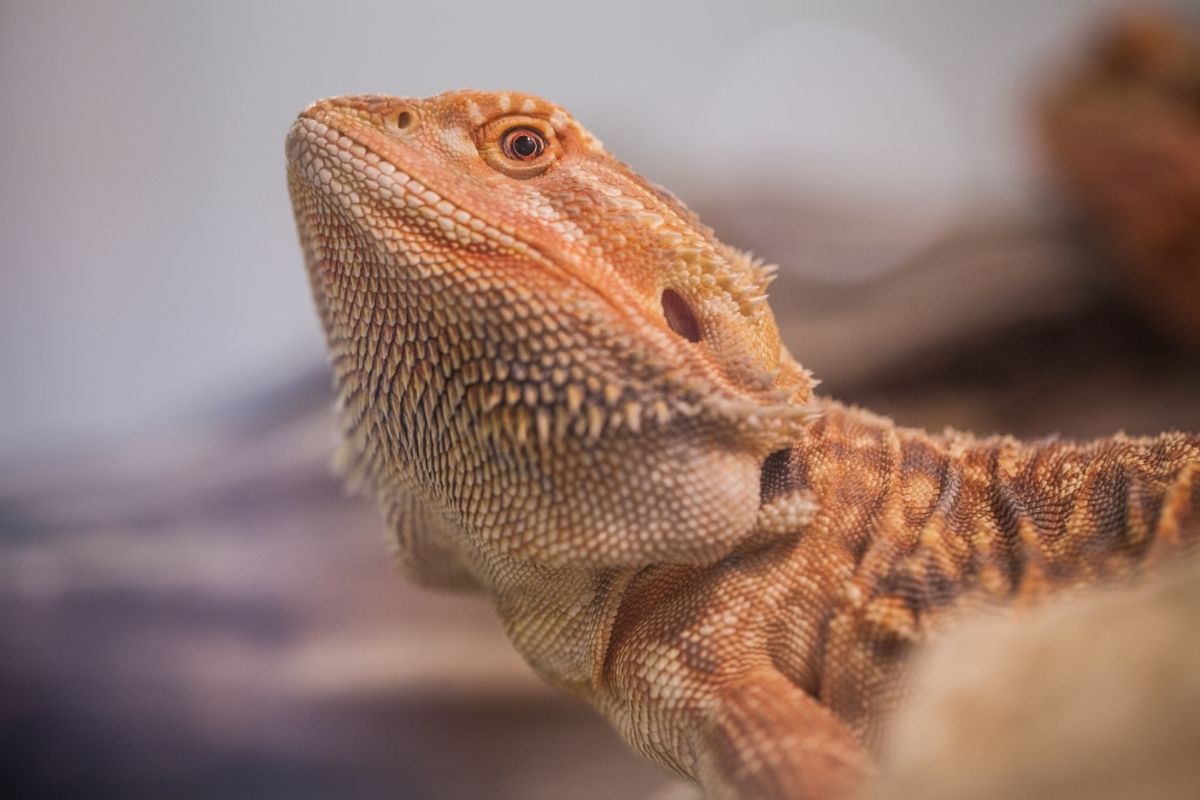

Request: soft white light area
left=697, top=22, right=966, bottom=203
left=0, top=0, right=1159, bottom=451
left=691, top=21, right=967, bottom=278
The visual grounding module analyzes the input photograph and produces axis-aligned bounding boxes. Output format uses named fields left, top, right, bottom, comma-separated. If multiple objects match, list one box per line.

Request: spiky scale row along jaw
left=286, top=90, right=816, bottom=574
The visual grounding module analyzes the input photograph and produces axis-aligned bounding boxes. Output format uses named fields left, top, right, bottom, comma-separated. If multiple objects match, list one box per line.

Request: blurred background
left=2, top=1, right=1198, bottom=797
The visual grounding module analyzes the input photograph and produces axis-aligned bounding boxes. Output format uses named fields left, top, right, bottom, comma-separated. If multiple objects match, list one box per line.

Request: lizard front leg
left=604, top=585, right=872, bottom=800
left=602, top=662, right=871, bottom=799
left=690, top=667, right=872, bottom=800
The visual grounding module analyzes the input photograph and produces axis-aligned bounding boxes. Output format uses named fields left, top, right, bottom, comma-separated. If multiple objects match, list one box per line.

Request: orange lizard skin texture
left=285, top=90, right=1200, bottom=799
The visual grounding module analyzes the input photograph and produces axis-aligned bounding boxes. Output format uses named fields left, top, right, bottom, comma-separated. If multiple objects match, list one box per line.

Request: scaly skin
left=285, top=91, right=1200, bottom=799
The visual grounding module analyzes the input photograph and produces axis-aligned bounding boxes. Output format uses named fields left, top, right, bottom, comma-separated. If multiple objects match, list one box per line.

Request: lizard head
left=287, top=90, right=817, bottom=573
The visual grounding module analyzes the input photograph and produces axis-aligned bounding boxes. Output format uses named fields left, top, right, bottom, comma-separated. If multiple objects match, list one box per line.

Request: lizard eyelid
left=477, top=115, right=559, bottom=178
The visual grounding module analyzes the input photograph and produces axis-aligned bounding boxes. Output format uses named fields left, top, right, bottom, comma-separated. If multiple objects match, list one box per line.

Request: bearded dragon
left=285, top=90, right=1200, bottom=799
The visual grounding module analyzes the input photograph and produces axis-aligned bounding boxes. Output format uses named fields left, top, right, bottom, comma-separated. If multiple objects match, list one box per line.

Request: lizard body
left=285, top=91, right=1200, bottom=799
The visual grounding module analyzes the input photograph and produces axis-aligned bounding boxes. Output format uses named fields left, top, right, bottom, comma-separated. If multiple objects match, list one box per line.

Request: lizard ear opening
left=662, top=288, right=702, bottom=342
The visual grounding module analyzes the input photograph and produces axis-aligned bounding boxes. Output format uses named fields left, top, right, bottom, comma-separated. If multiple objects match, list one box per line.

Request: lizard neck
left=486, top=557, right=641, bottom=698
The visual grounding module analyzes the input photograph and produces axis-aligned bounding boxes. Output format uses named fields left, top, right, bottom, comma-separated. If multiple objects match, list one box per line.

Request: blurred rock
left=1038, top=8, right=1200, bottom=348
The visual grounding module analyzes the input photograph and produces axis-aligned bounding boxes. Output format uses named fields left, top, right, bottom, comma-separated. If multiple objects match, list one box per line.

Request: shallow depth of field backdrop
left=2, top=2, right=1198, bottom=798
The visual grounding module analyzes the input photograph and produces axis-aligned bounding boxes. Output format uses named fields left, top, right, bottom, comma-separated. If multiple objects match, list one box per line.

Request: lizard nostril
left=393, top=110, right=415, bottom=131
left=661, top=289, right=701, bottom=342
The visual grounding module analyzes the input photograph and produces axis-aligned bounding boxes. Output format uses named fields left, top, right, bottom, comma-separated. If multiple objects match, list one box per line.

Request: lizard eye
left=478, top=115, right=558, bottom=178
left=501, top=127, right=546, bottom=160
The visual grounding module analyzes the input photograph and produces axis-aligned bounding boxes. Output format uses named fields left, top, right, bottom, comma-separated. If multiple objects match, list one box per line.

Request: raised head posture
left=286, top=91, right=1200, bottom=799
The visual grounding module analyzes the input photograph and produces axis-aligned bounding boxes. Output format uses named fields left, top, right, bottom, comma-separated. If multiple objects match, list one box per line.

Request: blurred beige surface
left=877, top=558, right=1200, bottom=800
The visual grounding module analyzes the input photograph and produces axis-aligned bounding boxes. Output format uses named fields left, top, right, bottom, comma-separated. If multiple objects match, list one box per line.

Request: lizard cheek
left=661, top=289, right=701, bottom=343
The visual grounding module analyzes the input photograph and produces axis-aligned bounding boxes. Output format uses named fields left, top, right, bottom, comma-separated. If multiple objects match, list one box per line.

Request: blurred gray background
left=0, top=0, right=1161, bottom=453
left=3, top=2, right=1199, bottom=799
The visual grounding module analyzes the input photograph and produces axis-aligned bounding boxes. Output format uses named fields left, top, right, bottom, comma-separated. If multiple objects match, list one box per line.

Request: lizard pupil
left=503, top=128, right=545, bottom=160
left=512, top=135, right=538, bottom=157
